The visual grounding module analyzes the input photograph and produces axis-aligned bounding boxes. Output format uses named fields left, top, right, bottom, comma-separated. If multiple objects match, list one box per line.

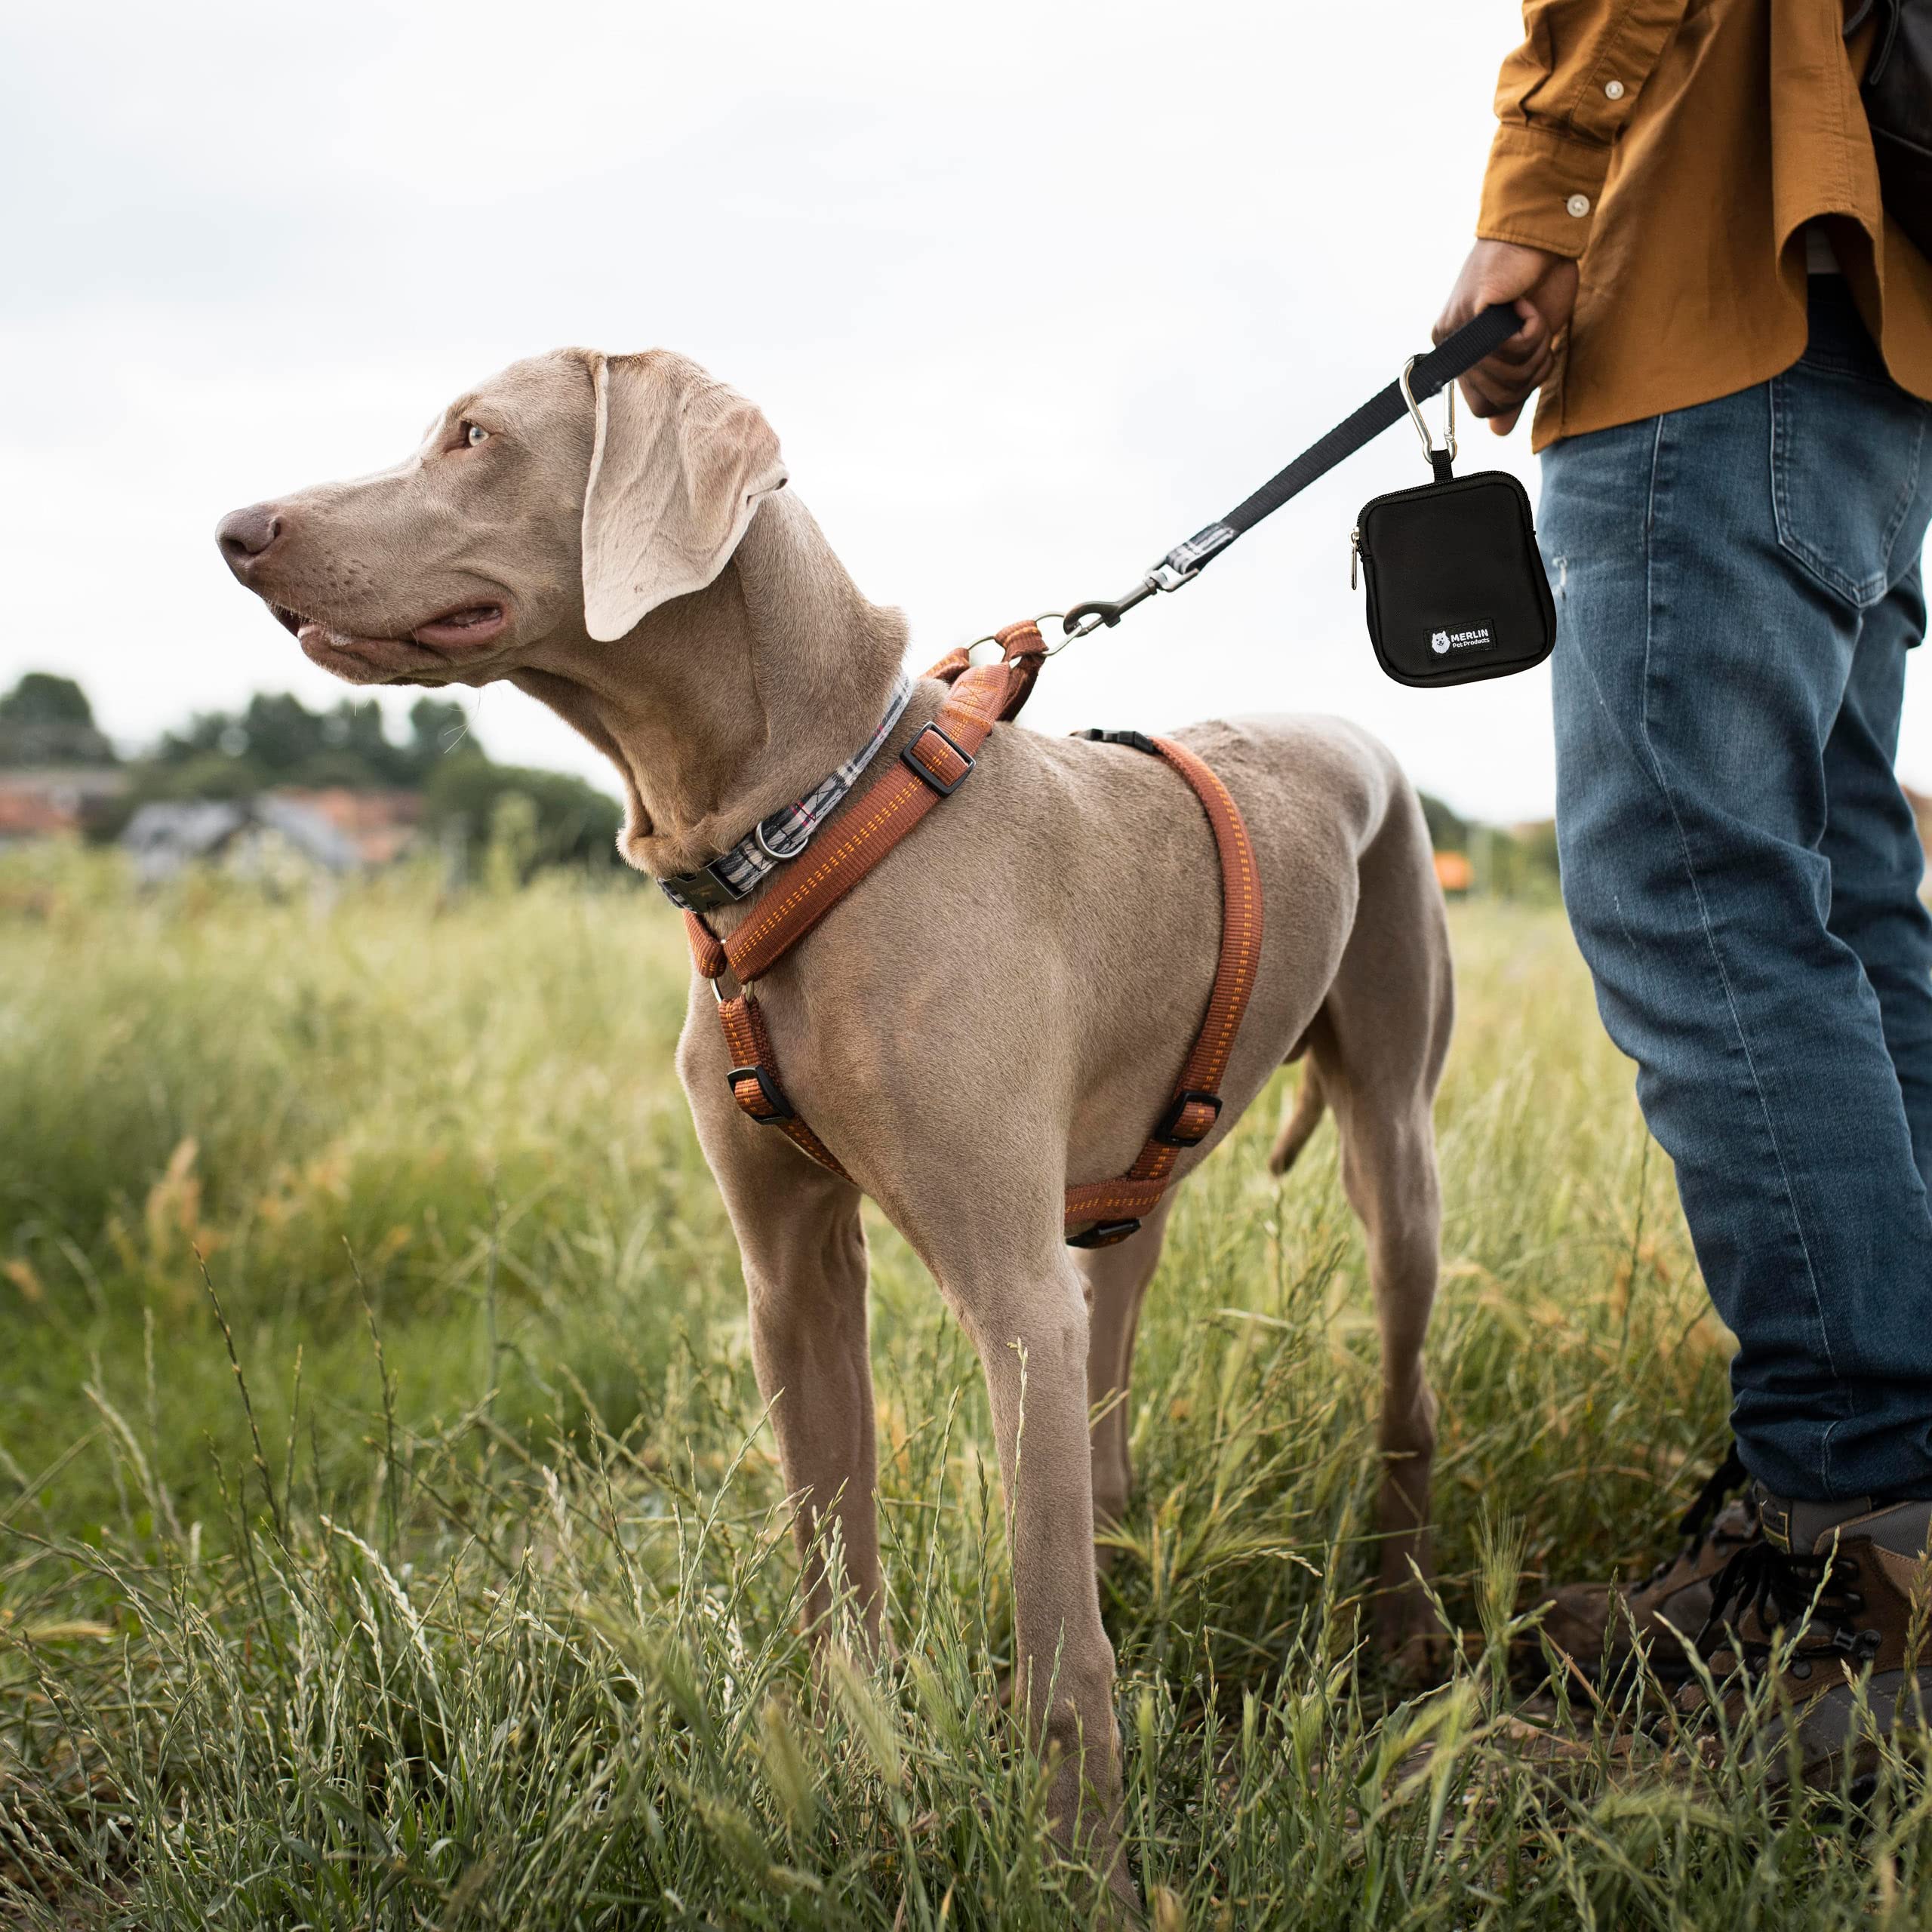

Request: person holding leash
left=1435, top=0, right=1932, bottom=1772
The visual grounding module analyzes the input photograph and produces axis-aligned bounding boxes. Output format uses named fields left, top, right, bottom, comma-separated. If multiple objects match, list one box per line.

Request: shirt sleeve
left=1477, top=0, right=1690, bottom=257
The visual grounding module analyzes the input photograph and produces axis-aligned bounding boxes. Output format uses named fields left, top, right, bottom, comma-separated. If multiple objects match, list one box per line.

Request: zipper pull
left=1349, top=528, right=1362, bottom=589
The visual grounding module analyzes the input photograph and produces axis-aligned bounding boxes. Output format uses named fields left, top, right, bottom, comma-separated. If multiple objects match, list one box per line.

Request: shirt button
left=1604, top=78, right=1626, bottom=99
left=1566, top=192, right=1592, bottom=217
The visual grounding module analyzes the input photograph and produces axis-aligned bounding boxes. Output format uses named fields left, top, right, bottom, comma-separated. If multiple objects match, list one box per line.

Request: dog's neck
left=512, top=490, right=909, bottom=881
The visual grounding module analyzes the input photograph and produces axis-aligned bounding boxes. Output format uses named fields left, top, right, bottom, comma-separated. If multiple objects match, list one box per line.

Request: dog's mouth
left=266, top=599, right=511, bottom=680
left=408, top=602, right=509, bottom=649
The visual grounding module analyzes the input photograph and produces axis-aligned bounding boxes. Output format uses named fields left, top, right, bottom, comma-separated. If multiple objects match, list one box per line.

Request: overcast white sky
left=6, top=0, right=1927, bottom=823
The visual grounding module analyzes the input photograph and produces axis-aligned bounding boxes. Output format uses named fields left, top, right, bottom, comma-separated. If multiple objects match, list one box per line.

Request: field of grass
left=3, top=842, right=1929, bottom=1928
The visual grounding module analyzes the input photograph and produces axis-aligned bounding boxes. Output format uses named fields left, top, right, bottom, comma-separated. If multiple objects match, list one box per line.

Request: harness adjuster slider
left=1067, top=1217, right=1143, bottom=1250
left=1152, top=1090, right=1223, bottom=1148
left=1078, top=728, right=1161, bottom=757
left=727, top=1064, right=795, bottom=1123
left=902, top=722, right=975, bottom=795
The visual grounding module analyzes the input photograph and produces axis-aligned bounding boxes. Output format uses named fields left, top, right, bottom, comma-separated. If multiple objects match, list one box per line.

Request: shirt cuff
left=1477, top=125, right=1614, bottom=260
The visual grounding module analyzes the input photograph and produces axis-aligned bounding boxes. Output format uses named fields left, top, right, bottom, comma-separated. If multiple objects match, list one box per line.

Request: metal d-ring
left=754, top=813, right=811, bottom=863
left=1032, top=611, right=1081, bottom=657
left=964, top=611, right=1076, bottom=664
left=1400, top=354, right=1457, bottom=469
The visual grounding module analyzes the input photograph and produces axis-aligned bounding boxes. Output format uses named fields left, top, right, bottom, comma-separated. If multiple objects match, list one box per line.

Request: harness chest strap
left=681, top=623, right=1044, bottom=1184
left=683, top=618, right=1263, bottom=1248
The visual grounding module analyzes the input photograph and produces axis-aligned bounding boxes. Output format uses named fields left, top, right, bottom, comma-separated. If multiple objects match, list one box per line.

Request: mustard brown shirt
left=1478, top=0, right=1932, bottom=450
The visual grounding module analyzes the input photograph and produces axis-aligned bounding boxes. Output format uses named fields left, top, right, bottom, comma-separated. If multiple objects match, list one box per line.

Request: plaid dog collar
left=657, top=671, right=913, bottom=912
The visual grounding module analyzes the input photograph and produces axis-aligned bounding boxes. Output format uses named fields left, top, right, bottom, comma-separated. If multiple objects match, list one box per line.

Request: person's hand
left=1433, top=240, right=1580, bottom=435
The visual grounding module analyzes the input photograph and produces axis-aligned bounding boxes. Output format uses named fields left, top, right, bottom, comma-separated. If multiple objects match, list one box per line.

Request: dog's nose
left=216, top=503, right=284, bottom=572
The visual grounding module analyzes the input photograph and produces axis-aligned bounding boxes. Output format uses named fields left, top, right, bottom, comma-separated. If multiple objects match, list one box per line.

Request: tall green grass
left=4, top=844, right=1927, bottom=1927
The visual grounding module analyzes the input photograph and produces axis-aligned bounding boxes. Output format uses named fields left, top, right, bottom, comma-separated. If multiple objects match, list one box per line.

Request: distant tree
left=0, top=672, right=117, bottom=766
left=409, top=697, right=477, bottom=768
left=0, top=673, right=94, bottom=727
left=421, top=761, right=624, bottom=876
left=1517, top=818, right=1561, bottom=879
left=1417, top=791, right=1469, bottom=854
left=148, top=752, right=271, bottom=801
left=94, top=685, right=616, bottom=875
left=152, top=691, right=485, bottom=790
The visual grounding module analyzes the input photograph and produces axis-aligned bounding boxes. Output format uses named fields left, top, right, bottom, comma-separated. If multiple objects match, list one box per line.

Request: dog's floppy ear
left=580, top=351, right=787, bottom=644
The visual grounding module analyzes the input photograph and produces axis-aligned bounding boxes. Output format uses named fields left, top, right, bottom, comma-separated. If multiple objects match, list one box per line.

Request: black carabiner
left=1063, top=575, right=1162, bottom=635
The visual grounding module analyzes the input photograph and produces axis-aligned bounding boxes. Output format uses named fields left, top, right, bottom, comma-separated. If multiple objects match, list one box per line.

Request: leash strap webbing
left=1156, top=302, right=1528, bottom=580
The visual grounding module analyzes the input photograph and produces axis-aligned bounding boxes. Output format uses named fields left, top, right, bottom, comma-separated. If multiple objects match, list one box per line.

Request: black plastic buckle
left=1077, top=728, right=1161, bottom=757
left=726, top=1064, right=795, bottom=1122
left=660, top=857, right=747, bottom=913
left=1152, top=1090, right=1222, bottom=1148
left=902, top=722, right=974, bottom=795
left=1066, top=1218, right=1143, bottom=1250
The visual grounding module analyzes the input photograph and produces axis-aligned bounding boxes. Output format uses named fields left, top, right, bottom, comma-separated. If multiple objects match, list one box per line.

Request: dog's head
left=214, top=349, right=787, bottom=687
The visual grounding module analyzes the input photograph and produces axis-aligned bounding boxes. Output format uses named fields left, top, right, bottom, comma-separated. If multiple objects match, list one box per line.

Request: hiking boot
left=1684, top=1486, right=1932, bottom=1792
left=1526, top=1445, right=1758, bottom=1685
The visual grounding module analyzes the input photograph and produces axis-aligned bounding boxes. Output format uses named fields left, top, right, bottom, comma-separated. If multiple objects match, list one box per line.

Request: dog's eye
left=462, top=422, right=489, bottom=448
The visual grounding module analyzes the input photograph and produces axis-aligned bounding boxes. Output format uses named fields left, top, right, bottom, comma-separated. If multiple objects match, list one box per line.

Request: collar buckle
left=658, top=857, right=750, bottom=913
left=652, top=669, right=913, bottom=912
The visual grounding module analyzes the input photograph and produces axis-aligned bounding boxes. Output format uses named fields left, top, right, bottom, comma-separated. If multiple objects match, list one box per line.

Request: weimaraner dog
left=216, top=349, right=1452, bottom=1905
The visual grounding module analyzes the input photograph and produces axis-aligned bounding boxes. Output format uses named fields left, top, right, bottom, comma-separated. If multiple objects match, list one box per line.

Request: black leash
left=1060, top=301, right=1527, bottom=639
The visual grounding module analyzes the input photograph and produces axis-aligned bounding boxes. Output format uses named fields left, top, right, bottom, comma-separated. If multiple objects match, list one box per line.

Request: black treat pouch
left=1352, top=456, right=1555, bottom=688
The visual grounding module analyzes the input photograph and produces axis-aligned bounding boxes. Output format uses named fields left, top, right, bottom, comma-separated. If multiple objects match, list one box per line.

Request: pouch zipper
left=1349, top=527, right=1363, bottom=589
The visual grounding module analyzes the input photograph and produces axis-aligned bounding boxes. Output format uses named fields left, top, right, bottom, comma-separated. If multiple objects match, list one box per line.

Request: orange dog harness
left=682, top=618, right=1263, bottom=1248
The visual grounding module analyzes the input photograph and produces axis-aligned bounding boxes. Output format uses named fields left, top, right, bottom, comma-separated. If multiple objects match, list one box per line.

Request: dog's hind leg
left=1077, top=1191, right=1176, bottom=1567
left=1267, top=1051, right=1327, bottom=1176
left=1317, top=796, right=1454, bottom=1664
left=1330, top=1078, right=1445, bottom=1660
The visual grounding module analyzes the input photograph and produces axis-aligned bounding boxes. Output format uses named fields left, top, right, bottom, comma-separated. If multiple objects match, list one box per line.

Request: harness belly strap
left=1060, top=731, right=1263, bottom=1246
left=681, top=617, right=1264, bottom=1249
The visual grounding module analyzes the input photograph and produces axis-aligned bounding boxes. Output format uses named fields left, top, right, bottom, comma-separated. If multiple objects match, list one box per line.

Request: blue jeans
left=1543, top=281, right=1932, bottom=1502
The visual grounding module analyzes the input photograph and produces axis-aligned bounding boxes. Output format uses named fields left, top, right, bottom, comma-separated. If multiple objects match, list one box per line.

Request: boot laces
left=1697, top=1537, right=1878, bottom=1677
left=1643, top=1443, right=1752, bottom=1587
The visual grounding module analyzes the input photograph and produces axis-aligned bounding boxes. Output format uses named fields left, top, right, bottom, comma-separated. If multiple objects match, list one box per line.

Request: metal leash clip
left=1060, top=521, right=1235, bottom=641
left=1399, top=353, right=1457, bottom=471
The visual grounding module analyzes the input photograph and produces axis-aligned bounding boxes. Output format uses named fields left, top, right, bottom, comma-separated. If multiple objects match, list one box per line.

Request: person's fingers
left=1435, top=270, right=1494, bottom=342
left=1458, top=372, right=1512, bottom=418
left=1460, top=363, right=1530, bottom=417
left=1463, top=376, right=1535, bottom=425
left=1432, top=293, right=1470, bottom=344
left=1435, top=285, right=1512, bottom=344
left=1487, top=309, right=1549, bottom=367
left=1470, top=350, right=1551, bottom=429
left=1494, top=299, right=1546, bottom=349
left=1445, top=289, right=1543, bottom=344
left=1464, top=340, right=1552, bottom=408
left=1497, top=340, right=1556, bottom=389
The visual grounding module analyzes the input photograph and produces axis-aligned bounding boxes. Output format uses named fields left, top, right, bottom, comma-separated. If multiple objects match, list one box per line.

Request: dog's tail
left=1267, top=1058, right=1327, bottom=1177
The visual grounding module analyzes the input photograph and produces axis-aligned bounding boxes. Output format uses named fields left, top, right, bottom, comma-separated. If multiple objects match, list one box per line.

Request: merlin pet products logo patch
left=1429, top=624, right=1494, bottom=656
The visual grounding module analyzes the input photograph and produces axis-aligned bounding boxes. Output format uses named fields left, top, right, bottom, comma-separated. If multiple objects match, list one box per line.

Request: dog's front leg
left=687, top=1093, right=884, bottom=1648
left=743, top=1167, right=883, bottom=1648
left=923, top=1219, right=1132, bottom=1906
